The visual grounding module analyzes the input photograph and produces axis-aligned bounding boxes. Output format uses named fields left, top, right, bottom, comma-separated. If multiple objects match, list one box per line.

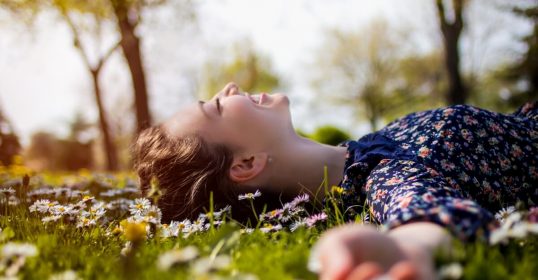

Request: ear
left=229, top=152, right=269, bottom=184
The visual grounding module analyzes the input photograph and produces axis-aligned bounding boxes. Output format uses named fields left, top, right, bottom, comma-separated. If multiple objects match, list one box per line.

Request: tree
left=0, top=0, right=161, bottom=134
left=500, top=4, right=538, bottom=105
left=436, top=0, right=468, bottom=105
left=109, top=0, right=152, bottom=133
left=313, top=20, right=425, bottom=131
left=0, top=105, right=21, bottom=166
left=55, top=1, right=120, bottom=171
left=199, top=41, right=281, bottom=99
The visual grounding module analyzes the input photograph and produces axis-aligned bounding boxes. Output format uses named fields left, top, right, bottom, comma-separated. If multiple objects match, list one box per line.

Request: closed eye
left=198, top=99, right=221, bottom=115
left=216, top=97, right=222, bottom=114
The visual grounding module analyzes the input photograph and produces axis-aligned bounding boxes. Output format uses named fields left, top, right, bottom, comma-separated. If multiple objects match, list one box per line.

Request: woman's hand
left=310, top=223, right=443, bottom=280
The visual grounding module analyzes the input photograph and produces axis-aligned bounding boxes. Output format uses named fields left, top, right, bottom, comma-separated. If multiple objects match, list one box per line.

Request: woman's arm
left=388, top=221, right=452, bottom=257
left=312, top=222, right=448, bottom=280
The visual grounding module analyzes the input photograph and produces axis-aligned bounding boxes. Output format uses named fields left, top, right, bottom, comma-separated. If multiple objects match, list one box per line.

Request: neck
left=265, top=135, right=348, bottom=205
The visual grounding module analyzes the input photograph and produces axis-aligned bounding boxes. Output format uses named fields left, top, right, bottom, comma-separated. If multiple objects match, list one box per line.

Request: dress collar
left=325, top=132, right=415, bottom=221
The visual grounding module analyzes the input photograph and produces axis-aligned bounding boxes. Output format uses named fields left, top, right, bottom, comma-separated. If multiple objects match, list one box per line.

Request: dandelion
left=495, top=206, right=516, bottom=222
left=238, top=190, right=261, bottom=200
left=330, top=186, right=344, bottom=195
left=156, top=246, right=199, bottom=270
left=121, top=220, right=148, bottom=242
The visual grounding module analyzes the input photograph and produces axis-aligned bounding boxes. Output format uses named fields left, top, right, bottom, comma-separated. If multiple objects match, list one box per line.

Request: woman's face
left=162, top=82, right=295, bottom=153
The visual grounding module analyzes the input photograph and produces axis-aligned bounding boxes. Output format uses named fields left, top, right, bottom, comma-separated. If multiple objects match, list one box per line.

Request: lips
left=246, top=93, right=266, bottom=105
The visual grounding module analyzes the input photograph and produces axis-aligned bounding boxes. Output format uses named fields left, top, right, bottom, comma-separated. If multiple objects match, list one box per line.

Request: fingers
left=345, top=262, right=383, bottom=280
left=342, top=261, right=419, bottom=280
left=318, top=234, right=354, bottom=280
left=388, top=261, right=419, bottom=280
left=316, top=224, right=381, bottom=280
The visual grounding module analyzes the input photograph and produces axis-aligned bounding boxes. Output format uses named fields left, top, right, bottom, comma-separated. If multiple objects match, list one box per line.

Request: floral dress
left=333, top=101, right=538, bottom=241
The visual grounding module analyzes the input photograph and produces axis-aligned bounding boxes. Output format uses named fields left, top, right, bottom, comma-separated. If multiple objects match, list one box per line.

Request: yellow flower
left=330, top=186, right=344, bottom=194
left=111, top=226, right=123, bottom=236
left=121, top=220, right=147, bottom=242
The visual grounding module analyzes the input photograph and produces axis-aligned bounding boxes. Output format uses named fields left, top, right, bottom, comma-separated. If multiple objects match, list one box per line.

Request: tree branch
left=453, top=0, right=464, bottom=32
left=62, top=10, right=93, bottom=71
left=435, top=0, right=448, bottom=30
left=96, top=40, right=121, bottom=71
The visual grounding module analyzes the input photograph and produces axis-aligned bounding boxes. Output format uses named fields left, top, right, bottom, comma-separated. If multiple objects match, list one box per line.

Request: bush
left=309, top=125, right=351, bottom=146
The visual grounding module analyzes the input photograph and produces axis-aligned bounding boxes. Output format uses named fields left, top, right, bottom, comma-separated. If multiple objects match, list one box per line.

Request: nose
left=211, top=82, right=240, bottom=102
left=223, top=82, right=239, bottom=97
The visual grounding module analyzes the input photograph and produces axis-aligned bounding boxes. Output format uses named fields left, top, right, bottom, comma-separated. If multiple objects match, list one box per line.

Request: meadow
left=0, top=159, right=537, bottom=280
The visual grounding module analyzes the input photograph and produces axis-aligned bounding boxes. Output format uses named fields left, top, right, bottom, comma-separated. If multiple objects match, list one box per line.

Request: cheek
left=225, top=102, right=263, bottom=132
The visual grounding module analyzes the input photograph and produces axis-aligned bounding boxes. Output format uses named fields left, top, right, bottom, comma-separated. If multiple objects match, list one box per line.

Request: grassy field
left=0, top=161, right=537, bottom=280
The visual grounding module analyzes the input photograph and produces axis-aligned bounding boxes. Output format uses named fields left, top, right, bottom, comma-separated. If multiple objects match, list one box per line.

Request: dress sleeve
left=364, top=159, right=498, bottom=242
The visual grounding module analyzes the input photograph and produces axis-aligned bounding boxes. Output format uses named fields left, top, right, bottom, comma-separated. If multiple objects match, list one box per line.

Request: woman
left=131, top=82, right=537, bottom=280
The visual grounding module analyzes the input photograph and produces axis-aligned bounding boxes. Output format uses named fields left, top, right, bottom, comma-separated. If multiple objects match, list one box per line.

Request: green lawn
left=0, top=164, right=537, bottom=279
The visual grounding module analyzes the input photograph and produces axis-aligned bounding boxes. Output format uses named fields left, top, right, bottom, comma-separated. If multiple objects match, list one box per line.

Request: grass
left=0, top=162, right=537, bottom=279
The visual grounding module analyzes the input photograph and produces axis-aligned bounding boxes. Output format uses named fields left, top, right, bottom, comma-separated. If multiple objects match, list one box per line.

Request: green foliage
left=498, top=4, right=538, bottom=105
left=308, top=125, right=351, bottom=146
left=313, top=19, right=444, bottom=131
left=199, top=40, right=281, bottom=99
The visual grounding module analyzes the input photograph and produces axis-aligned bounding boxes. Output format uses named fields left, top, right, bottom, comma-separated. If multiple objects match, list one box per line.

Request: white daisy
left=156, top=246, right=199, bottom=270
left=238, top=190, right=262, bottom=200
left=29, top=199, right=58, bottom=214
left=128, top=198, right=152, bottom=216
left=260, top=223, right=283, bottom=233
left=495, top=206, right=516, bottom=222
left=1, top=242, right=38, bottom=258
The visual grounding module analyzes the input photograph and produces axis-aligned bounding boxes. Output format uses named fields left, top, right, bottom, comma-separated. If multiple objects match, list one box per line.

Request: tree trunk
left=111, top=2, right=152, bottom=133
left=91, top=70, right=119, bottom=171
left=436, top=0, right=467, bottom=105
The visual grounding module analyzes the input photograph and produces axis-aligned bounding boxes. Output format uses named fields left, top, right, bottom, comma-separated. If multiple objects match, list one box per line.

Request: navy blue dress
left=332, top=101, right=538, bottom=241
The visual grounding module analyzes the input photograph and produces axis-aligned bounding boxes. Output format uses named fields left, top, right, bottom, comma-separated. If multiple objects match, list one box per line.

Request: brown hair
left=130, top=124, right=287, bottom=225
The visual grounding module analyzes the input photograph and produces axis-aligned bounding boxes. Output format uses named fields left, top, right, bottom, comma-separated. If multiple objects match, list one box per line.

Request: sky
left=0, top=0, right=532, bottom=147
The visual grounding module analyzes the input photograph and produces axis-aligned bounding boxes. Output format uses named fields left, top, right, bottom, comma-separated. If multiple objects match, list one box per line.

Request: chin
left=273, top=93, right=290, bottom=105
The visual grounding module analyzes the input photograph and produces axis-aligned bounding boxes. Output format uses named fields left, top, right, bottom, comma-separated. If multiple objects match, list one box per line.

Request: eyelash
left=216, top=98, right=221, bottom=113
left=199, top=99, right=221, bottom=114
